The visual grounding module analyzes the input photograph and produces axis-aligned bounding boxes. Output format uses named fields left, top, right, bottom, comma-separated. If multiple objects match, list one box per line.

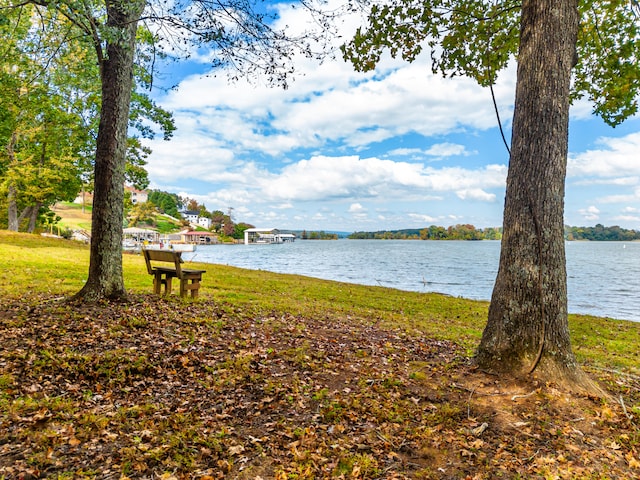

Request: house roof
left=123, top=227, right=157, bottom=234
left=183, top=231, right=214, bottom=236
left=245, top=228, right=279, bottom=233
left=124, top=186, right=147, bottom=194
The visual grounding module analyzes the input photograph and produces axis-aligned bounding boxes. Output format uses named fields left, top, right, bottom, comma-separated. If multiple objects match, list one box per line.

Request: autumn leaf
left=228, top=444, right=245, bottom=456
left=1, top=292, right=639, bottom=479
left=626, top=453, right=640, bottom=469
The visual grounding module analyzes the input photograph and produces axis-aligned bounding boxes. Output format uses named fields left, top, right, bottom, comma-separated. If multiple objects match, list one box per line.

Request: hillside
left=52, top=202, right=92, bottom=231
left=52, top=202, right=185, bottom=234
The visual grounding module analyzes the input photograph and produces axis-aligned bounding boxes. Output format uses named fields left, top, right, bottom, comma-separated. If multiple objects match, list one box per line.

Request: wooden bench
left=142, top=248, right=206, bottom=298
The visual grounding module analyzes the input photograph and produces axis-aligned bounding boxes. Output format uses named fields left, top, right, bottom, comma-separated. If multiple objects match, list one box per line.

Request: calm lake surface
left=190, top=240, right=640, bottom=322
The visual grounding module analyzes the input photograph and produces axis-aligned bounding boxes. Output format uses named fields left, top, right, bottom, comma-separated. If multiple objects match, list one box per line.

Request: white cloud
left=348, top=203, right=366, bottom=213
left=159, top=152, right=507, bottom=230
left=614, top=214, right=640, bottom=222
left=256, top=155, right=507, bottom=202
left=572, top=176, right=639, bottom=187
left=387, top=148, right=423, bottom=157
left=570, top=97, right=596, bottom=120
left=408, top=213, right=438, bottom=223
left=273, top=202, right=294, bottom=210
left=147, top=133, right=236, bottom=182
left=388, top=142, right=473, bottom=159
left=147, top=11, right=515, bottom=165
left=578, top=205, right=600, bottom=221
left=455, top=189, right=496, bottom=202
left=597, top=186, right=640, bottom=204
left=569, top=132, right=640, bottom=178
left=424, top=143, right=472, bottom=157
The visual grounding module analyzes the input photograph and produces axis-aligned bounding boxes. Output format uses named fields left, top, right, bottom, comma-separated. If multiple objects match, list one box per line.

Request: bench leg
left=180, top=276, right=202, bottom=298
left=153, top=272, right=174, bottom=296
left=153, top=272, right=163, bottom=295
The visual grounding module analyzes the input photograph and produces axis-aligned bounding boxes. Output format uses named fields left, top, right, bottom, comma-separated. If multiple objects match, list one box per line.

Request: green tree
left=6, top=0, right=320, bottom=301
left=428, top=225, right=447, bottom=240
left=127, top=200, right=158, bottom=227
left=233, top=222, right=254, bottom=240
left=0, top=4, right=173, bottom=232
left=148, top=190, right=181, bottom=218
left=343, top=0, right=639, bottom=392
left=198, top=204, right=210, bottom=219
left=0, top=6, right=84, bottom=232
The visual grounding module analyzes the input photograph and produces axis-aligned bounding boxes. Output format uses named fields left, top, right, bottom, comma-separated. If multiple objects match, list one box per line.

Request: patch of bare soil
left=51, top=204, right=92, bottom=230
left=0, top=294, right=638, bottom=479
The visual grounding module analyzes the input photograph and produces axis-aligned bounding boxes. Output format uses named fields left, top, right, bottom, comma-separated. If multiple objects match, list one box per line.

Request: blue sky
left=143, top=2, right=640, bottom=232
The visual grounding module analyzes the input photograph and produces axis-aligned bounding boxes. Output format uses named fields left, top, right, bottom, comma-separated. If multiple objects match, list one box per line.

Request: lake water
left=188, top=240, right=640, bottom=322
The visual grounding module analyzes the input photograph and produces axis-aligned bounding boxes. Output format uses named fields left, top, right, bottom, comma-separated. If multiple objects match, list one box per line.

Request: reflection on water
left=189, top=240, right=639, bottom=322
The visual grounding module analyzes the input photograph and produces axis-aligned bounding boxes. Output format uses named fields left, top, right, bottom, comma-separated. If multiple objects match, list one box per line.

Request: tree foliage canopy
left=0, top=2, right=176, bottom=230
left=342, top=0, right=640, bottom=126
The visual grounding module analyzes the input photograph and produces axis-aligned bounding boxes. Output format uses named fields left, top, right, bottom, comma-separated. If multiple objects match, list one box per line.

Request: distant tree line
left=349, top=224, right=640, bottom=241
left=349, top=225, right=503, bottom=240
left=565, top=224, right=640, bottom=241
left=300, top=230, right=339, bottom=240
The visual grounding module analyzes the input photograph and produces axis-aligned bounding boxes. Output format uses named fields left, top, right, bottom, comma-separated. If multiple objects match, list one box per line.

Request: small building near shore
left=244, top=228, right=296, bottom=244
left=181, top=231, right=217, bottom=244
left=123, top=227, right=159, bottom=243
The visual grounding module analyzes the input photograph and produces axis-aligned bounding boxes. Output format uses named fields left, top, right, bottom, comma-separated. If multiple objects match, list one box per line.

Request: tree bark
left=27, top=203, right=41, bottom=233
left=6, top=132, right=19, bottom=232
left=73, top=0, right=145, bottom=302
left=476, top=0, right=601, bottom=394
left=7, top=185, right=19, bottom=232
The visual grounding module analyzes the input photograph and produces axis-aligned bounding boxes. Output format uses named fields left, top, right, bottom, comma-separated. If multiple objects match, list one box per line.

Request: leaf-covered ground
left=1, top=294, right=639, bottom=479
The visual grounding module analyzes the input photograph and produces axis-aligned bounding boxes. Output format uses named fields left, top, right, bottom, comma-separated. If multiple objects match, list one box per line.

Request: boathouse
left=244, top=228, right=296, bottom=244
left=123, top=227, right=159, bottom=243
left=181, top=231, right=217, bottom=244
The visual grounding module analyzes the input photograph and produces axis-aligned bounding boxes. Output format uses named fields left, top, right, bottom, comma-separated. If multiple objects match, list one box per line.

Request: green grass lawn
left=1, top=230, right=638, bottom=375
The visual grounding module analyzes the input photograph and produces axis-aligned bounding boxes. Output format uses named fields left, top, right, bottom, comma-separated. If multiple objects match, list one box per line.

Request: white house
left=198, top=217, right=212, bottom=229
left=182, top=210, right=200, bottom=224
left=125, top=186, right=148, bottom=204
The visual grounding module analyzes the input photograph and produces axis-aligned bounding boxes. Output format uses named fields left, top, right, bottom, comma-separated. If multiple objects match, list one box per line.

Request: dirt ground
left=1, top=294, right=638, bottom=479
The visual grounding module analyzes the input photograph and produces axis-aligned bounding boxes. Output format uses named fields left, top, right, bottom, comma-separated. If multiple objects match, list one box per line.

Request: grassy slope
left=52, top=202, right=93, bottom=231
left=1, top=231, right=639, bottom=479
left=52, top=202, right=184, bottom=233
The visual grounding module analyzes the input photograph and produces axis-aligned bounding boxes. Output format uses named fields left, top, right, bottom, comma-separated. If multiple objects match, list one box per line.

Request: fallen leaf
left=471, top=422, right=488, bottom=436
left=626, top=453, right=640, bottom=469
left=228, top=445, right=245, bottom=456
left=68, top=437, right=81, bottom=447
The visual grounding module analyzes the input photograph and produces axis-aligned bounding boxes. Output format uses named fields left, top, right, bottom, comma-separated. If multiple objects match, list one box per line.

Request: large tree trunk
left=476, top=0, right=600, bottom=394
left=7, top=185, right=19, bottom=232
left=73, top=1, right=145, bottom=302
left=7, top=190, right=31, bottom=232
left=6, top=132, right=19, bottom=232
left=27, top=203, right=41, bottom=233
